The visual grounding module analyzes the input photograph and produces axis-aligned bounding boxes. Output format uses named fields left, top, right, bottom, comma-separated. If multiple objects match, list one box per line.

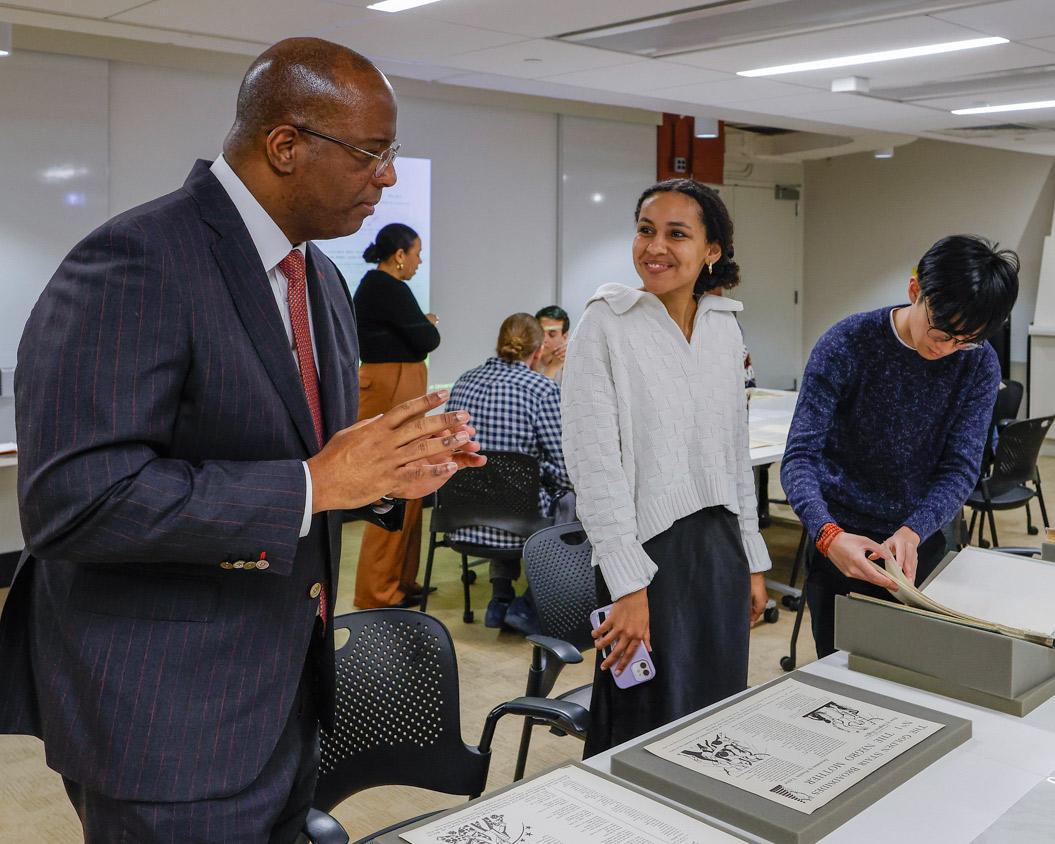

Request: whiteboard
left=314, top=156, right=431, bottom=312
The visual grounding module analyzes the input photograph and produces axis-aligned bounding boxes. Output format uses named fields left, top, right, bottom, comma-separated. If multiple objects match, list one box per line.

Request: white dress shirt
left=210, top=154, right=316, bottom=537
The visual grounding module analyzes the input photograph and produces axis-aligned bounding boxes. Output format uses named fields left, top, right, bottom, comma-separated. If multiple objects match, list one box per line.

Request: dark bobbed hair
left=917, top=235, right=1020, bottom=343
left=496, top=313, right=544, bottom=362
left=535, top=305, right=570, bottom=334
left=634, top=178, right=740, bottom=294
left=362, top=223, right=419, bottom=264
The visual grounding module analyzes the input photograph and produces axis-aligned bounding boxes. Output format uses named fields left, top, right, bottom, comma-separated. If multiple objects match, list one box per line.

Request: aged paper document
left=399, top=764, right=742, bottom=844
left=645, top=678, right=943, bottom=814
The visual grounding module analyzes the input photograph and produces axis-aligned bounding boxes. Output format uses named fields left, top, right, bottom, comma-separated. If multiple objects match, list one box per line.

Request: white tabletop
left=585, top=653, right=1055, bottom=842
left=748, top=389, right=795, bottom=468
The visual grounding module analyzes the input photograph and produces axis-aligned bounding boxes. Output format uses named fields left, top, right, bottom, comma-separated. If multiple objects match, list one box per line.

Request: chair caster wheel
left=463, top=611, right=474, bottom=624
left=1029, top=526, right=1040, bottom=535
left=780, top=656, right=795, bottom=672
left=781, top=595, right=798, bottom=609
left=764, top=606, right=780, bottom=623
left=461, top=570, right=477, bottom=584
left=979, top=539, right=991, bottom=548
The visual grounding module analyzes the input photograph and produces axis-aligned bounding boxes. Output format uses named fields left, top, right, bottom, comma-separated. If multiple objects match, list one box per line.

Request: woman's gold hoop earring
left=397, top=261, right=404, bottom=272
left=707, top=261, right=714, bottom=275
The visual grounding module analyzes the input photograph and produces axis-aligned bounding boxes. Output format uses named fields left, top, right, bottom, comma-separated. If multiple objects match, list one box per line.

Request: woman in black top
left=352, top=223, right=441, bottom=609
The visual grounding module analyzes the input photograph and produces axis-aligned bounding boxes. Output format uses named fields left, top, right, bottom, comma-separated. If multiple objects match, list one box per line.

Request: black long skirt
left=583, top=506, right=751, bottom=757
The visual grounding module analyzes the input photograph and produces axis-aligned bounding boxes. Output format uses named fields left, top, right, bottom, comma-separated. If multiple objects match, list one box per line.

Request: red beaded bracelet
left=816, top=522, right=844, bottom=557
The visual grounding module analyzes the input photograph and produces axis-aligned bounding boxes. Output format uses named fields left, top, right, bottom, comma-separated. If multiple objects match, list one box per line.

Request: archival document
left=645, top=678, right=943, bottom=815
left=399, top=764, right=742, bottom=844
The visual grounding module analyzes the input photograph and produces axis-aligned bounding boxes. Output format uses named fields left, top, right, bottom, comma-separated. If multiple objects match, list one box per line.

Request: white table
left=748, top=388, right=795, bottom=468
left=586, top=653, right=1055, bottom=842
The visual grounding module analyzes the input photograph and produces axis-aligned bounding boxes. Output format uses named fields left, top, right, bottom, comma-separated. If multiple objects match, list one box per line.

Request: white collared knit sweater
left=561, top=283, right=772, bottom=601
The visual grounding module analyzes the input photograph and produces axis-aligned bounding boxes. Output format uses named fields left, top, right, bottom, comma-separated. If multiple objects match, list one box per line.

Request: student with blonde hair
left=447, top=313, right=572, bottom=633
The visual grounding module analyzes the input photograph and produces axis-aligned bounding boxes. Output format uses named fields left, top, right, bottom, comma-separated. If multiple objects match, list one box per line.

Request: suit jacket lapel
left=188, top=162, right=320, bottom=456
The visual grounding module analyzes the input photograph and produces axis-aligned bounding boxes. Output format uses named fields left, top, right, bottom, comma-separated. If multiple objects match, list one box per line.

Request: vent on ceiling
left=559, top=0, right=996, bottom=58
left=932, top=123, right=1046, bottom=138
left=729, top=123, right=797, bottom=136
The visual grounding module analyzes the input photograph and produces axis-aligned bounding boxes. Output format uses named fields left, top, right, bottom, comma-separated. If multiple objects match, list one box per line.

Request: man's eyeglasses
left=292, top=125, right=400, bottom=178
left=922, top=298, right=981, bottom=350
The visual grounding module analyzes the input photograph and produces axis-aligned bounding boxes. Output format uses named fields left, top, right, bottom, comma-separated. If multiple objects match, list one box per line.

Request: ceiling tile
left=443, top=39, right=636, bottom=79
left=539, top=59, right=727, bottom=95
left=0, top=1, right=151, bottom=14
left=672, top=15, right=999, bottom=73
left=932, top=0, right=1055, bottom=41
left=651, top=77, right=818, bottom=106
left=109, top=0, right=370, bottom=43
left=322, top=17, right=526, bottom=64
left=1024, top=35, right=1055, bottom=54
left=329, top=0, right=693, bottom=39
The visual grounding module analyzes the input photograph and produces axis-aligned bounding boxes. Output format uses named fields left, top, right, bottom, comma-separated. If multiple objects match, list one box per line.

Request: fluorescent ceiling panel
left=952, top=99, right=1055, bottom=114
left=738, top=37, right=1009, bottom=77
left=368, top=0, right=442, bottom=11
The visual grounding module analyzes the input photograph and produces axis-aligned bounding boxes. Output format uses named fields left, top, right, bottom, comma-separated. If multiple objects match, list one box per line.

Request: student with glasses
left=781, top=234, right=1019, bottom=658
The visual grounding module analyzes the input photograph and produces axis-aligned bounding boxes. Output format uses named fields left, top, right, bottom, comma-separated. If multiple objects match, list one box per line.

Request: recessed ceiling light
left=874, top=148, right=894, bottom=159
left=738, top=36, right=1008, bottom=78
left=523, top=57, right=543, bottom=63
left=952, top=99, right=1055, bottom=115
left=368, top=0, right=443, bottom=12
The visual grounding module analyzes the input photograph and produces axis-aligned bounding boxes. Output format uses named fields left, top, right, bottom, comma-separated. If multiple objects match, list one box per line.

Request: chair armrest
left=527, top=634, right=584, bottom=665
left=304, top=808, right=350, bottom=844
left=478, top=696, right=590, bottom=754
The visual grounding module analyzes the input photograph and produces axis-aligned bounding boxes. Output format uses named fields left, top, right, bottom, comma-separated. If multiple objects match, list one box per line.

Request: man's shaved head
left=227, top=37, right=390, bottom=152
left=221, top=37, right=399, bottom=244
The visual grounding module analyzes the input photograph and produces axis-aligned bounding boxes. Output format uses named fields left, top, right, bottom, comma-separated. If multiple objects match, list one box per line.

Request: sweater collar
left=588, top=282, right=744, bottom=315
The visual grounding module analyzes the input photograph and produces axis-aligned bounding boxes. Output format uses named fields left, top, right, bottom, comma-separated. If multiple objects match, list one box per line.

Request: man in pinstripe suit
left=0, top=38, right=482, bottom=842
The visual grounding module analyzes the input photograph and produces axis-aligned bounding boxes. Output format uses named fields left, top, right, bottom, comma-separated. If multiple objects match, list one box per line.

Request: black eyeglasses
left=922, top=299, right=981, bottom=350
left=290, top=125, right=399, bottom=178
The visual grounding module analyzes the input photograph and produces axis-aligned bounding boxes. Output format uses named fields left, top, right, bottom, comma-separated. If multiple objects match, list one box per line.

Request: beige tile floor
left=0, top=460, right=1050, bottom=842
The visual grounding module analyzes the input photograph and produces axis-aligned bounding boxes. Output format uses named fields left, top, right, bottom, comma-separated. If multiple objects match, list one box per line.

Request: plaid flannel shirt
left=446, top=357, right=572, bottom=549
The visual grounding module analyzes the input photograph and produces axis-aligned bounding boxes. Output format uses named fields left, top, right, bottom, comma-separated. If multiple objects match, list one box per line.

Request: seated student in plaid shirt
left=447, top=312, right=573, bottom=633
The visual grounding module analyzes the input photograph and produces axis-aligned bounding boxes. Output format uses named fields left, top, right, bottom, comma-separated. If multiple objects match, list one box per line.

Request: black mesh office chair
left=514, top=522, right=596, bottom=780
left=420, top=452, right=554, bottom=622
left=304, top=609, right=584, bottom=844
left=966, top=416, right=1053, bottom=548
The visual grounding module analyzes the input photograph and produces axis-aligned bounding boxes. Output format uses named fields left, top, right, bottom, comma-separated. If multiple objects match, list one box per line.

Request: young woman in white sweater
left=562, top=178, right=772, bottom=754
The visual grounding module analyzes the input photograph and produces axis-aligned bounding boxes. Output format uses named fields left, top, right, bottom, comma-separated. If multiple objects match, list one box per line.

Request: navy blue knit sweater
left=780, top=306, right=1000, bottom=542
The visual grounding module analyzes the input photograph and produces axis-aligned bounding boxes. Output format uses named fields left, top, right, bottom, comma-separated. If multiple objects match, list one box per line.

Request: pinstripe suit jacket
left=0, top=160, right=400, bottom=802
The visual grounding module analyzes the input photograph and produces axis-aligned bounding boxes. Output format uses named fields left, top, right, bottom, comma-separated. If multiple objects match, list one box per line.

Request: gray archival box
left=835, top=553, right=1055, bottom=716
left=610, top=672, right=971, bottom=844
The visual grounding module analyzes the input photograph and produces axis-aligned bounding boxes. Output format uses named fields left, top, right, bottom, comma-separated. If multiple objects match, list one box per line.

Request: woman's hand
left=592, top=588, right=650, bottom=675
left=750, top=572, right=769, bottom=625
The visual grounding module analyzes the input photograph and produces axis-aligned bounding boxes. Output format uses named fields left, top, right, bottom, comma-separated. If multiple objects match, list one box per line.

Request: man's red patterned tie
left=279, top=249, right=327, bottom=628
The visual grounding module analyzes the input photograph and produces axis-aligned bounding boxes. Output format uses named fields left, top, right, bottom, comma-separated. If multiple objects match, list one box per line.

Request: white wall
left=557, top=115, right=655, bottom=324
left=803, top=139, right=1055, bottom=365
left=0, top=50, right=110, bottom=440
left=109, top=63, right=562, bottom=388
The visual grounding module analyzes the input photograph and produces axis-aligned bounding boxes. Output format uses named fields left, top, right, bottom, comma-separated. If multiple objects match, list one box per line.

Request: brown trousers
left=353, top=361, right=427, bottom=609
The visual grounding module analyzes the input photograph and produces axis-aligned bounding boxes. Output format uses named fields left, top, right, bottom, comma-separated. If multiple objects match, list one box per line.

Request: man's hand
left=875, top=526, right=921, bottom=581
left=749, top=572, right=768, bottom=625
left=592, top=588, right=650, bottom=676
left=389, top=424, right=486, bottom=499
left=825, top=531, right=899, bottom=591
left=307, top=391, right=484, bottom=512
